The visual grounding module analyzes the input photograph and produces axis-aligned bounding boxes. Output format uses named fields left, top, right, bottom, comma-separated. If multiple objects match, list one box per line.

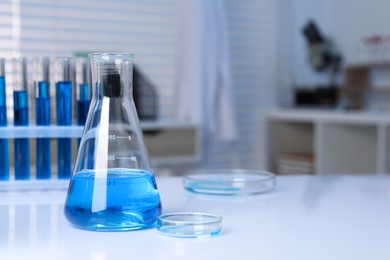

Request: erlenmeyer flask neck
left=102, top=73, right=123, bottom=97
left=90, top=53, right=134, bottom=99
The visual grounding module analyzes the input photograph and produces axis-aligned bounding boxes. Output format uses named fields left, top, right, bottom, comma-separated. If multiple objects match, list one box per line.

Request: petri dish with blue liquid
left=183, top=169, right=276, bottom=195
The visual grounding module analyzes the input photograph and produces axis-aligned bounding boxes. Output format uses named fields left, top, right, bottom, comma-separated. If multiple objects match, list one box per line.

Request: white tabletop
left=1, top=175, right=390, bottom=260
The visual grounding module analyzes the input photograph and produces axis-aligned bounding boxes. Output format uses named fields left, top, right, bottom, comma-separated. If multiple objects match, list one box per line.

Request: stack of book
left=276, top=153, right=314, bottom=175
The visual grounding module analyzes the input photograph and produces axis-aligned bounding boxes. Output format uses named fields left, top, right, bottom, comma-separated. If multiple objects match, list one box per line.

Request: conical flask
left=64, top=53, right=162, bottom=231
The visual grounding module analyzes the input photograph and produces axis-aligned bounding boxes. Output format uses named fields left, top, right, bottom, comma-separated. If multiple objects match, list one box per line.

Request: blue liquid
left=56, top=81, right=72, bottom=126
left=56, top=81, right=72, bottom=179
left=36, top=83, right=50, bottom=125
left=64, top=169, right=162, bottom=231
left=57, top=138, right=71, bottom=179
left=77, top=99, right=90, bottom=145
left=36, top=138, right=51, bottom=179
left=13, top=90, right=30, bottom=180
left=77, top=99, right=90, bottom=126
left=14, top=139, right=30, bottom=180
left=36, top=81, right=51, bottom=179
left=0, top=76, right=6, bottom=107
left=13, top=91, right=29, bottom=125
left=0, top=105, right=6, bottom=125
left=0, top=138, right=9, bottom=180
left=0, top=76, right=9, bottom=180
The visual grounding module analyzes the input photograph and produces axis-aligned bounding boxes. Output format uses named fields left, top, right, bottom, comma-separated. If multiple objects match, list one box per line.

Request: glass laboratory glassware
left=55, top=57, right=73, bottom=179
left=34, top=57, right=51, bottom=179
left=75, top=57, right=91, bottom=145
left=13, top=57, right=30, bottom=180
left=64, top=53, right=162, bottom=231
left=0, top=58, right=9, bottom=180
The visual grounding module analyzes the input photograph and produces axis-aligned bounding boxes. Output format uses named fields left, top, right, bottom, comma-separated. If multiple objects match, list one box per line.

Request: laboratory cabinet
left=263, top=109, right=390, bottom=174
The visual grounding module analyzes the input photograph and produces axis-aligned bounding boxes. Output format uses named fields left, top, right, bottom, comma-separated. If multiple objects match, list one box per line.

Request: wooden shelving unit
left=343, top=63, right=390, bottom=109
left=263, top=109, right=390, bottom=175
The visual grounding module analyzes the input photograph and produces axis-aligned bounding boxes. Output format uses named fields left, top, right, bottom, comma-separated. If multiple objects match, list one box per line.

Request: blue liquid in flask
left=64, top=169, right=162, bottom=231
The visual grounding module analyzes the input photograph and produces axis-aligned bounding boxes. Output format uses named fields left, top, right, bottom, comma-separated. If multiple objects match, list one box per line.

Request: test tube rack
left=0, top=125, right=83, bottom=188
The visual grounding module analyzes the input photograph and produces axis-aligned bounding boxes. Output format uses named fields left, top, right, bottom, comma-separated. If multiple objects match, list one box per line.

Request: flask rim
left=88, top=53, right=135, bottom=62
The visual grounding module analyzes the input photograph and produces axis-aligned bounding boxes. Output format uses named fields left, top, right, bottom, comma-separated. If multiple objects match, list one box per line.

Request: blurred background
left=1, top=0, right=390, bottom=176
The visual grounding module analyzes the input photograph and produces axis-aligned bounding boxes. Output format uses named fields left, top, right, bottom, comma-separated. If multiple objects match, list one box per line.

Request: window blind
left=0, top=0, right=279, bottom=170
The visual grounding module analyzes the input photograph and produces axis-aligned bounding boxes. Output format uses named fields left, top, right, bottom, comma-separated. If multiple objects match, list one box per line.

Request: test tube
left=55, top=57, right=72, bottom=179
left=34, top=57, right=51, bottom=179
left=0, top=58, right=9, bottom=180
left=75, top=57, right=91, bottom=145
left=13, top=57, right=30, bottom=180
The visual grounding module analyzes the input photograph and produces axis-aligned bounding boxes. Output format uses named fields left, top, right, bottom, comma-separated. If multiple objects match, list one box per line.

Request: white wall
left=206, top=0, right=279, bottom=170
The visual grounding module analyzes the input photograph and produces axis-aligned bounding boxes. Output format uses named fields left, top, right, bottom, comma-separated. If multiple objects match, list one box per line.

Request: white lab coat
left=176, top=0, right=237, bottom=141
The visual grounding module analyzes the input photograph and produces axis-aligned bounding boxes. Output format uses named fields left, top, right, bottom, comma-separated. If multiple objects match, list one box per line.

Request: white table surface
left=1, top=175, right=390, bottom=260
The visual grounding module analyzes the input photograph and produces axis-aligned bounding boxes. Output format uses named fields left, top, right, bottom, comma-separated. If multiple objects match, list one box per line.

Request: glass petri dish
left=183, top=169, right=276, bottom=195
left=157, top=212, right=222, bottom=238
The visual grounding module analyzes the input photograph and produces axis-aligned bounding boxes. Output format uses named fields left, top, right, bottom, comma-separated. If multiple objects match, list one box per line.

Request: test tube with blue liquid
left=34, top=57, right=51, bottom=179
left=55, top=57, right=73, bottom=179
left=13, top=57, right=30, bottom=180
left=75, top=57, right=91, bottom=145
left=0, top=58, right=9, bottom=180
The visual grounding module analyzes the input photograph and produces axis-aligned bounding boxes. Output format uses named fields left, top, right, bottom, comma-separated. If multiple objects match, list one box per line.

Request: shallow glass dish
left=183, top=169, right=276, bottom=195
left=157, top=212, right=222, bottom=238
